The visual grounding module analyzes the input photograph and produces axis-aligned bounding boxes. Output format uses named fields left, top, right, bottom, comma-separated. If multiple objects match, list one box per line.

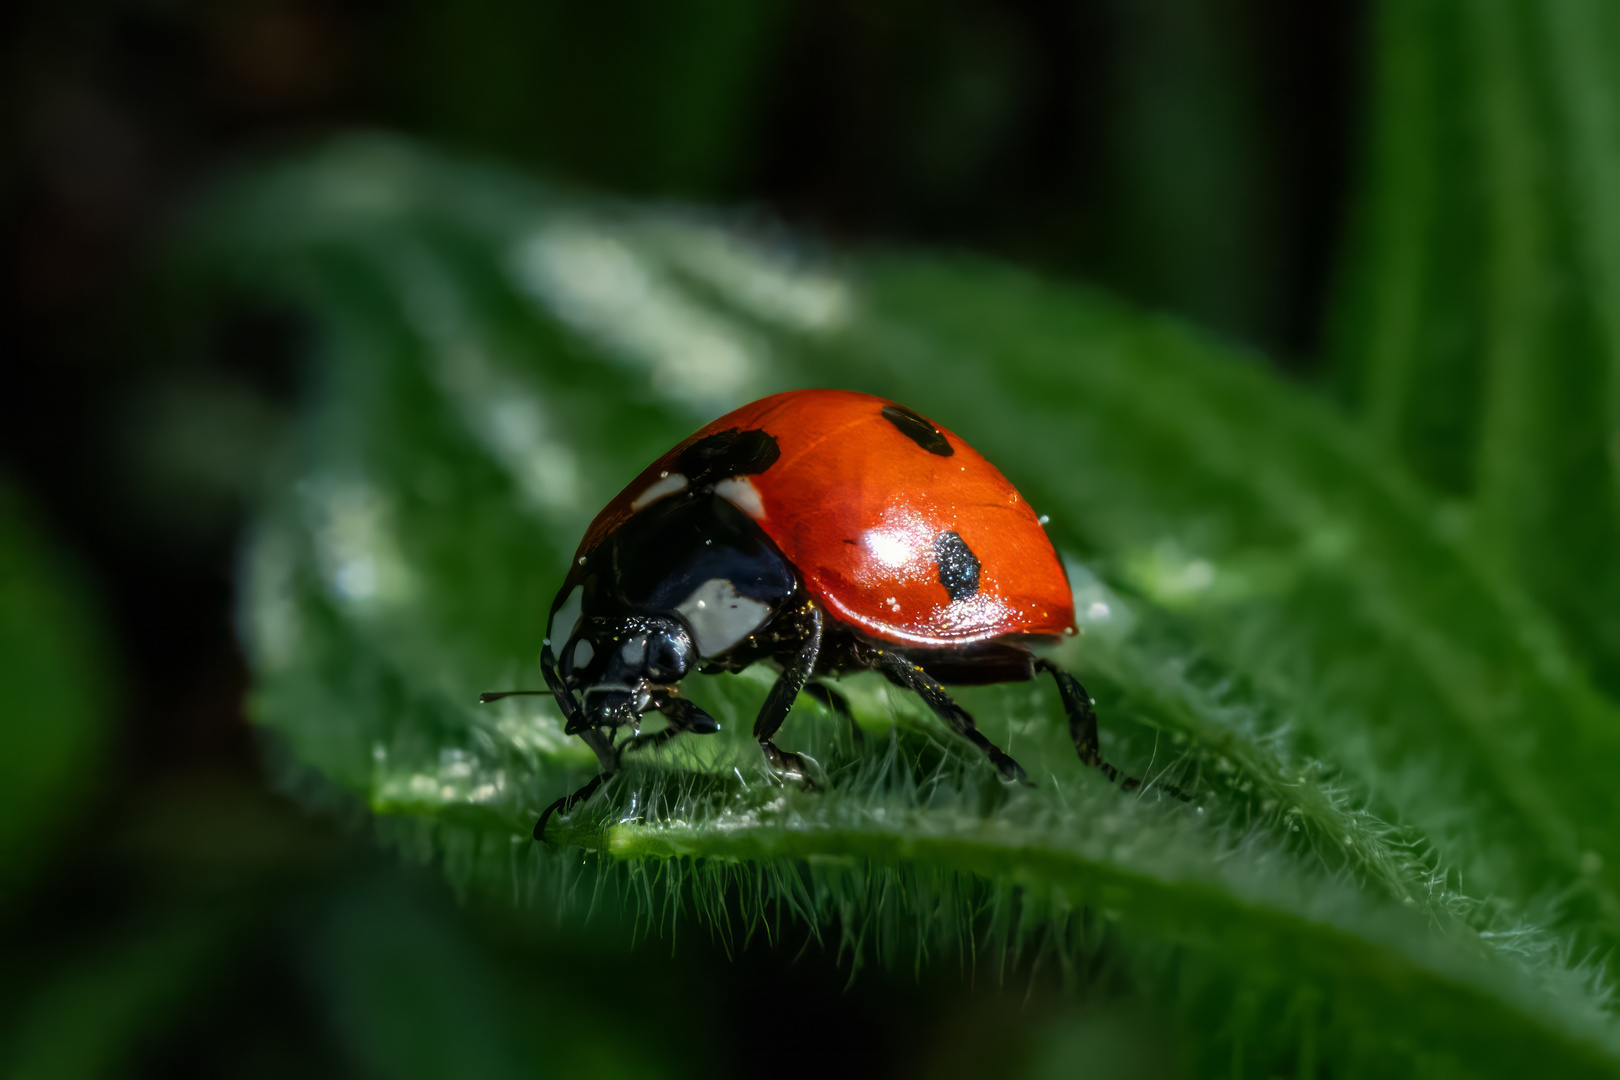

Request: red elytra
left=512, top=389, right=1162, bottom=840
left=575, top=388, right=1076, bottom=648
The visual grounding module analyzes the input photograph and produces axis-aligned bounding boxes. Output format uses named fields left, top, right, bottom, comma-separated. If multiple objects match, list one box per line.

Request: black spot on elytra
left=676, top=428, right=781, bottom=485
left=881, top=404, right=953, bottom=456
left=934, top=531, right=980, bottom=601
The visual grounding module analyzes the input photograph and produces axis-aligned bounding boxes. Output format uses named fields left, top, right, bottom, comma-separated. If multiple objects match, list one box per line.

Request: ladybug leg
left=534, top=774, right=605, bottom=841
left=1032, top=659, right=1133, bottom=788
left=622, top=726, right=681, bottom=756
left=753, top=603, right=824, bottom=787
left=623, top=697, right=720, bottom=755
left=1036, top=660, right=1191, bottom=800
left=869, top=650, right=1028, bottom=783
left=804, top=682, right=863, bottom=746
left=534, top=726, right=617, bottom=842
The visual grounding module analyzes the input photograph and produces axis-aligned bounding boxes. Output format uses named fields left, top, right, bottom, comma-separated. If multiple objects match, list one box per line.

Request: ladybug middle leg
left=753, top=601, right=824, bottom=787
left=867, top=648, right=1028, bottom=783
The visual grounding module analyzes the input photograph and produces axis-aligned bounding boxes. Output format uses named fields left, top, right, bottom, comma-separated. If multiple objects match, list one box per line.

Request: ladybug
left=490, top=389, right=1140, bottom=839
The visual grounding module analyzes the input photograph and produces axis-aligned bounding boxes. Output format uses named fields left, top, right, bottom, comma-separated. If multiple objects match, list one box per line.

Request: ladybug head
left=549, top=613, right=697, bottom=733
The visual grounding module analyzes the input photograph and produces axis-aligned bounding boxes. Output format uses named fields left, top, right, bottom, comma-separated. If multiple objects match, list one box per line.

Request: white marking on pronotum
left=677, top=578, right=770, bottom=657
left=713, top=476, right=765, bottom=519
left=573, top=638, right=595, bottom=668
left=631, top=471, right=688, bottom=511
left=548, top=585, right=583, bottom=646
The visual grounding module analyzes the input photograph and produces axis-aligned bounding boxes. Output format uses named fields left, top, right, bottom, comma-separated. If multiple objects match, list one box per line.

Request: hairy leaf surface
left=183, top=139, right=1620, bottom=1074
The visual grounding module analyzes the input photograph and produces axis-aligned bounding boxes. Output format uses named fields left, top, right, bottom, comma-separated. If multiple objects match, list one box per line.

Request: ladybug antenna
left=478, top=690, right=552, bottom=703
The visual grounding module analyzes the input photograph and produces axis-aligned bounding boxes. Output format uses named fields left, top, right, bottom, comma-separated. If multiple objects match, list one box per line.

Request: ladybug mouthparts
left=550, top=614, right=700, bottom=733
left=571, top=681, right=662, bottom=733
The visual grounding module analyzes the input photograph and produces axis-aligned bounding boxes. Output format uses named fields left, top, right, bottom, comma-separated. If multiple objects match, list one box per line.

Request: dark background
left=0, top=2, right=1360, bottom=1075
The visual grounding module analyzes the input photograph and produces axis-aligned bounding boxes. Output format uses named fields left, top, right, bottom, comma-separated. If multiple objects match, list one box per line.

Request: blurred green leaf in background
left=0, top=485, right=110, bottom=894
left=16, top=0, right=1620, bottom=1076
left=1333, top=1, right=1620, bottom=702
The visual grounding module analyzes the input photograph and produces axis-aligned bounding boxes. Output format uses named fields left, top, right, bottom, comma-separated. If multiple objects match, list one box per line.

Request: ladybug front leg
left=533, top=725, right=618, bottom=841
left=533, top=774, right=604, bottom=841
left=753, top=601, right=824, bottom=787
left=868, top=649, right=1028, bottom=783
left=622, top=696, right=721, bottom=755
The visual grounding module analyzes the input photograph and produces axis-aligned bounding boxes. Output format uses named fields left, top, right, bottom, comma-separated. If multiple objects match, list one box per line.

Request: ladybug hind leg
left=753, top=601, right=824, bottom=788
left=1030, top=659, right=1132, bottom=788
left=869, top=648, right=1028, bottom=783
left=1035, top=659, right=1190, bottom=800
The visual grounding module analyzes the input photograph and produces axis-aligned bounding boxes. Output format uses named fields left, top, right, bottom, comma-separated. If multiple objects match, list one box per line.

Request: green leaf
left=0, top=481, right=112, bottom=892
left=182, top=138, right=1620, bottom=1074
left=307, top=874, right=689, bottom=1080
left=0, top=918, right=224, bottom=1080
left=1331, top=0, right=1620, bottom=695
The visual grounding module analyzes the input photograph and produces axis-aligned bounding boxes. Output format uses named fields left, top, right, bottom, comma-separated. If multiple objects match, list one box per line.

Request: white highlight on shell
left=713, top=476, right=765, bottom=519
left=631, top=471, right=688, bottom=511
left=573, top=638, right=595, bottom=668
left=550, top=585, right=583, bottom=645
left=855, top=506, right=936, bottom=583
left=865, top=530, right=912, bottom=569
left=935, top=591, right=1013, bottom=635
left=677, top=578, right=770, bottom=657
